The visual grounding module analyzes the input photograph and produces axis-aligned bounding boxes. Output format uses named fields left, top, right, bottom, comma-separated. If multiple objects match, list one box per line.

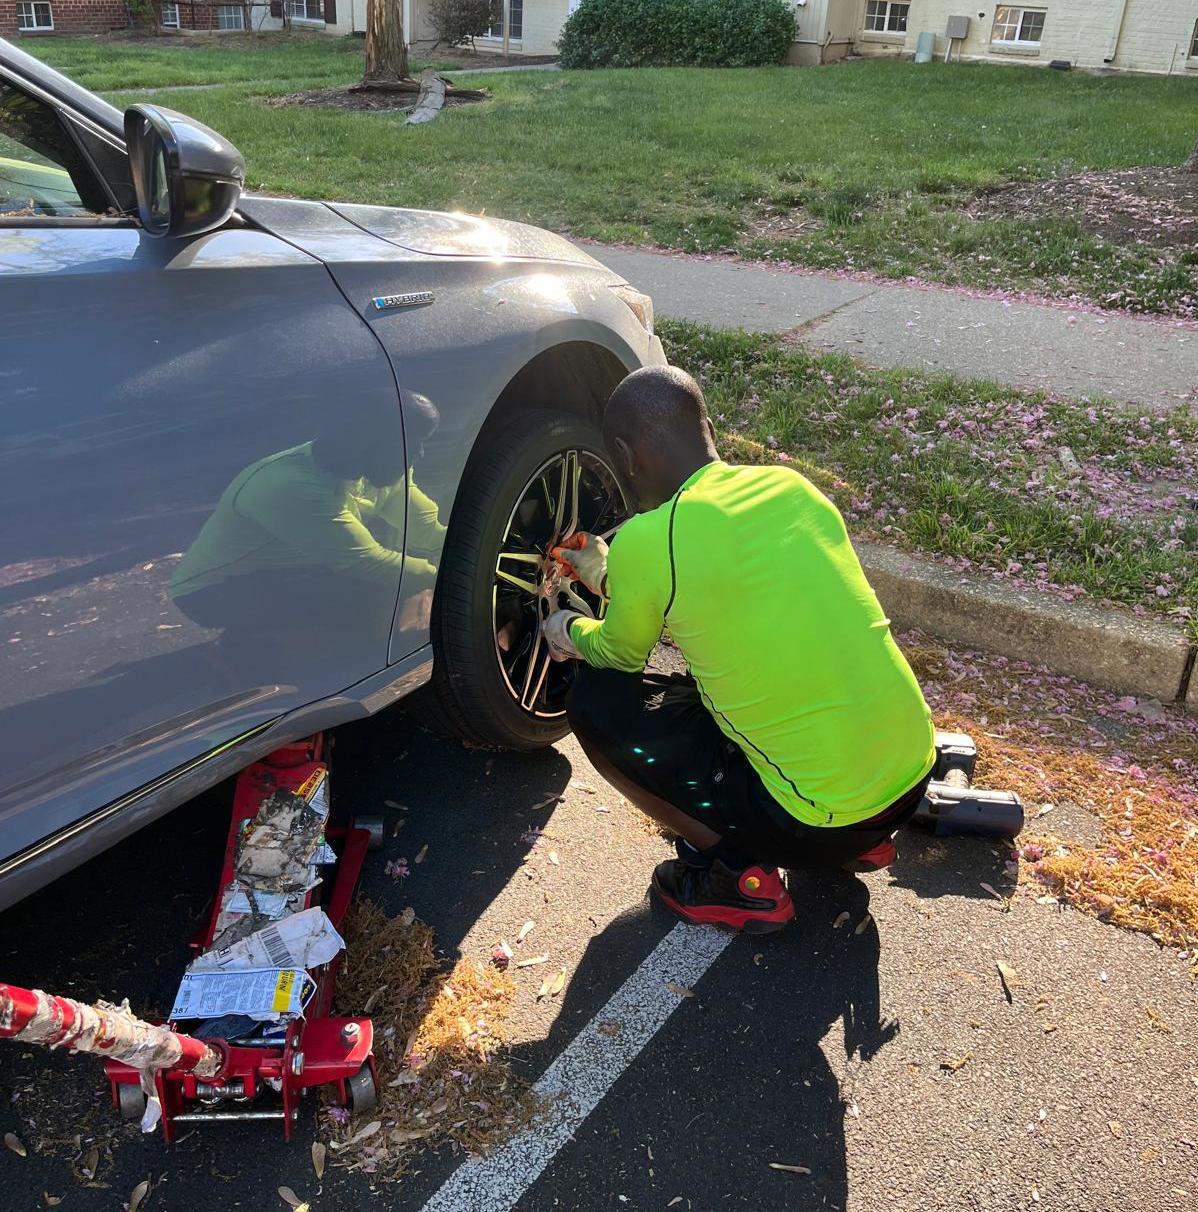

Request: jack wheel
left=346, top=1063, right=377, bottom=1116
left=356, top=814, right=385, bottom=851
left=117, top=1083, right=147, bottom=1122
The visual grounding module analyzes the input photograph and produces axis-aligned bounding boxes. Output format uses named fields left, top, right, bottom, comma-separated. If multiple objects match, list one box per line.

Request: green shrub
left=429, top=0, right=499, bottom=48
left=557, top=0, right=795, bottom=69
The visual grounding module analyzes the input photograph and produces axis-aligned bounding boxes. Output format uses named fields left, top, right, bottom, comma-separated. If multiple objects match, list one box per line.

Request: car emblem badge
left=372, top=291, right=435, bottom=312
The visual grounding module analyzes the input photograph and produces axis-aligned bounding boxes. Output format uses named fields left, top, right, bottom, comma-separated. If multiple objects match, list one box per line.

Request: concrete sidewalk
left=589, top=244, right=1198, bottom=411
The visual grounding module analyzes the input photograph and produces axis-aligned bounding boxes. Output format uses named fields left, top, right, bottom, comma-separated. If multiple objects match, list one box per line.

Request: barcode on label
left=261, top=925, right=291, bottom=968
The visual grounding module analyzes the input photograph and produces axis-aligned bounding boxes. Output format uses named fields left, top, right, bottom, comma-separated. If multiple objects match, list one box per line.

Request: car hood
left=325, top=202, right=605, bottom=267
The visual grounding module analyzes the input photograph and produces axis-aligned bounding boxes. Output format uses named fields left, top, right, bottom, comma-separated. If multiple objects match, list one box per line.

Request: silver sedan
left=0, top=36, right=663, bottom=910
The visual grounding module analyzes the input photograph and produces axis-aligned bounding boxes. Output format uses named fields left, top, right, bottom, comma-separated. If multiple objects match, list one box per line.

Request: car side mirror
left=123, top=104, right=245, bottom=239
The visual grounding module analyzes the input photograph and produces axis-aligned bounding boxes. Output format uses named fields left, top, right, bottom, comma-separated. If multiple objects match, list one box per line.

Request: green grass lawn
left=16, top=38, right=1196, bottom=614
left=658, top=320, right=1197, bottom=622
left=30, top=32, right=372, bottom=90
left=27, top=41, right=1198, bottom=311
left=35, top=45, right=1192, bottom=316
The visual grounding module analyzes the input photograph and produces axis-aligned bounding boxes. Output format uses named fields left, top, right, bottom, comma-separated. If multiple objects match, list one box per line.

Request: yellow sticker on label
left=273, top=970, right=296, bottom=1013
left=296, top=769, right=325, bottom=800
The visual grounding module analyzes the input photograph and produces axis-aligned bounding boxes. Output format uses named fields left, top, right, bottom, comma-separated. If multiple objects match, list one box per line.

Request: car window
left=0, top=81, right=107, bottom=218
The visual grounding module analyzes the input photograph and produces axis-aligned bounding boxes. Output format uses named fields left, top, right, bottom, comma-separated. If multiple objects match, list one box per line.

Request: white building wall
left=472, top=0, right=569, bottom=55
left=315, top=0, right=1198, bottom=70
left=851, top=1, right=1198, bottom=75
left=1113, top=1, right=1198, bottom=74
left=519, top=0, right=569, bottom=53
left=330, top=0, right=426, bottom=42
left=790, top=0, right=830, bottom=64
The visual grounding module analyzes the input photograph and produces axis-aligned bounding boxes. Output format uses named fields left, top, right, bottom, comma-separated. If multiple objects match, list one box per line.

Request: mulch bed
left=905, top=632, right=1198, bottom=957
left=270, top=84, right=484, bottom=114
left=324, top=902, right=538, bottom=1180
left=971, top=166, right=1198, bottom=252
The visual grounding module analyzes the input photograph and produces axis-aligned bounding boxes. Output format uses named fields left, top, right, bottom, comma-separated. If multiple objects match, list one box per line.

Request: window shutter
left=270, top=0, right=282, bottom=15
left=324, top=0, right=336, bottom=21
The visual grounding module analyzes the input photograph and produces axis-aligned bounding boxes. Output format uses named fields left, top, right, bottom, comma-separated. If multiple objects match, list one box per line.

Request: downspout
left=1103, top=0, right=1130, bottom=65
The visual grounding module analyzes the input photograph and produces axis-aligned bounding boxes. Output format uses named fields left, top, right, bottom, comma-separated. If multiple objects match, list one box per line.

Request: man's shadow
left=889, top=826, right=1019, bottom=901
left=522, top=871, right=888, bottom=1211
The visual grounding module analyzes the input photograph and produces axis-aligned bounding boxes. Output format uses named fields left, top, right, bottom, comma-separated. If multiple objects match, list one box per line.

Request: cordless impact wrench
left=910, top=731, right=1024, bottom=840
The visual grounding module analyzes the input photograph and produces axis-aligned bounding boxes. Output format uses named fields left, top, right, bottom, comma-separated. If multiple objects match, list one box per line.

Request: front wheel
left=422, top=410, right=630, bottom=750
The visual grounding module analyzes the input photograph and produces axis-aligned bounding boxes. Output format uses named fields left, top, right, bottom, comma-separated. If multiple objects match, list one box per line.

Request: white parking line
left=418, top=921, right=733, bottom=1212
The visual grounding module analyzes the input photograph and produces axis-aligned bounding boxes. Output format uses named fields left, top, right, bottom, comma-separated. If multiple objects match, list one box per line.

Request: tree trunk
left=364, top=0, right=409, bottom=83
left=1185, top=135, right=1198, bottom=174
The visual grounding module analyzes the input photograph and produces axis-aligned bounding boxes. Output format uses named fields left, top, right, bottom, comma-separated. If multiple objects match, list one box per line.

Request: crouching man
left=543, top=367, right=935, bottom=934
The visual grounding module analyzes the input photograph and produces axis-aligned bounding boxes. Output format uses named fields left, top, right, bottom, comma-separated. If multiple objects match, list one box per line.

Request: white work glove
left=543, top=609, right=583, bottom=662
left=550, top=532, right=609, bottom=598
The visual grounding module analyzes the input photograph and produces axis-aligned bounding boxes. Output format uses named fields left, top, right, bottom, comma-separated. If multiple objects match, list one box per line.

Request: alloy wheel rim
left=492, top=448, right=628, bottom=719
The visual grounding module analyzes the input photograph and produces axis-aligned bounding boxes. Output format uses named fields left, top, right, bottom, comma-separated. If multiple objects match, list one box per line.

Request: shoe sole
left=651, top=878, right=794, bottom=935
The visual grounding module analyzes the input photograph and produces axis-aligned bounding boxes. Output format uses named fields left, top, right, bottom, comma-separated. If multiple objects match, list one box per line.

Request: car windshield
left=0, top=81, right=100, bottom=217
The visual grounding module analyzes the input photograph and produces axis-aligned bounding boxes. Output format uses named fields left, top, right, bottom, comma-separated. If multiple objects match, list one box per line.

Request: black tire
left=117, top=1082, right=147, bottom=1122
left=421, top=409, right=627, bottom=750
left=355, top=813, right=385, bottom=850
left=346, top=1063, right=377, bottom=1115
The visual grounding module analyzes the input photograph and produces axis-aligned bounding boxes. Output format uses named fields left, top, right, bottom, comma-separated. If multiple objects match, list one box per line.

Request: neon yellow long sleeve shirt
left=570, top=461, right=934, bottom=827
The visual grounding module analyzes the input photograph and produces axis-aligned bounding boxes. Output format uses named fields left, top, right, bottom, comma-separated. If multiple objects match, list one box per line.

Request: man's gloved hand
left=550, top=532, right=609, bottom=598
left=543, top=609, right=583, bottom=662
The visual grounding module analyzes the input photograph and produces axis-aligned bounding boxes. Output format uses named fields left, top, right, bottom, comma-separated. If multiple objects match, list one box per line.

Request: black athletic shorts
left=566, top=666, right=931, bottom=870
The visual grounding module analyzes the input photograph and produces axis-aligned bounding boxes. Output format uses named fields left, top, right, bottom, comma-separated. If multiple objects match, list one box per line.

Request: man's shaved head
left=603, top=366, right=719, bottom=511
left=604, top=365, right=710, bottom=449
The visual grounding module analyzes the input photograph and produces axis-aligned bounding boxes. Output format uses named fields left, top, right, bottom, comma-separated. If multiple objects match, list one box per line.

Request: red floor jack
left=1, top=735, right=381, bottom=1141
left=911, top=731, right=1025, bottom=839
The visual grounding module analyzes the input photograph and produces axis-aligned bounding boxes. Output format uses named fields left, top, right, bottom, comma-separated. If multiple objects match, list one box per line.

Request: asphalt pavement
left=587, top=244, right=1198, bottom=412
left=2, top=677, right=1196, bottom=1212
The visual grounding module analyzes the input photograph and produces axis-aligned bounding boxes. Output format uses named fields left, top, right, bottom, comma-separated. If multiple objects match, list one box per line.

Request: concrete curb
left=857, top=542, right=1196, bottom=710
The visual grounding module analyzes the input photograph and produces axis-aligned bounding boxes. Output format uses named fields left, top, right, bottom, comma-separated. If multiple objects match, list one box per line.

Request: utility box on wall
left=945, top=15, right=971, bottom=39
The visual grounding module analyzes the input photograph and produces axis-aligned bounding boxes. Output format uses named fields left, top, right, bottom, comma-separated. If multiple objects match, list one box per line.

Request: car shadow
left=330, top=704, right=576, bottom=949
left=520, top=870, right=892, bottom=1210
left=0, top=707, right=576, bottom=1211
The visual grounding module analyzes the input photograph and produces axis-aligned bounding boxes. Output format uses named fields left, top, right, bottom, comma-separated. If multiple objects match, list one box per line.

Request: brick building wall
left=0, top=1, right=312, bottom=37
left=0, top=0, right=132, bottom=37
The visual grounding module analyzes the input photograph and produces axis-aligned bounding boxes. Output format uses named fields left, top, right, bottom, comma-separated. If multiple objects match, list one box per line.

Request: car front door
left=0, top=76, right=406, bottom=877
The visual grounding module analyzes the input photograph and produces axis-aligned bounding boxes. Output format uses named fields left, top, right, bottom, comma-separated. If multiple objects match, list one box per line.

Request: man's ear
left=613, top=435, right=636, bottom=481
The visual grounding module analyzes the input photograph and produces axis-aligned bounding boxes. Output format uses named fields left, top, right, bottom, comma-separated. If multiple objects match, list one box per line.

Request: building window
left=288, top=0, right=323, bottom=19
left=485, top=0, right=523, bottom=40
left=161, top=3, right=180, bottom=26
left=863, top=1, right=909, bottom=34
left=16, top=1, right=54, bottom=30
left=216, top=4, right=245, bottom=29
left=991, top=6, right=1046, bottom=46
left=1190, top=20, right=1198, bottom=59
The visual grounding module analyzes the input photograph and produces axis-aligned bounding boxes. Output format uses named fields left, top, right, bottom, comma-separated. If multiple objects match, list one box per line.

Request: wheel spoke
left=523, top=646, right=553, bottom=711
left=496, top=568, right=538, bottom=595
left=561, top=582, right=596, bottom=619
left=549, top=456, right=568, bottom=544
left=549, top=450, right=582, bottom=548
left=493, top=448, right=630, bottom=720
left=563, top=451, right=582, bottom=543
left=496, top=549, right=543, bottom=596
left=585, top=482, right=616, bottom=533
left=520, top=628, right=550, bottom=710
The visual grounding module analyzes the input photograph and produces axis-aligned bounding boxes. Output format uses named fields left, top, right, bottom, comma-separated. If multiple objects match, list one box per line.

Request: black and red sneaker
left=842, top=837, right=898, bottom=873
left=651, top=856, right=795, bottom=934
